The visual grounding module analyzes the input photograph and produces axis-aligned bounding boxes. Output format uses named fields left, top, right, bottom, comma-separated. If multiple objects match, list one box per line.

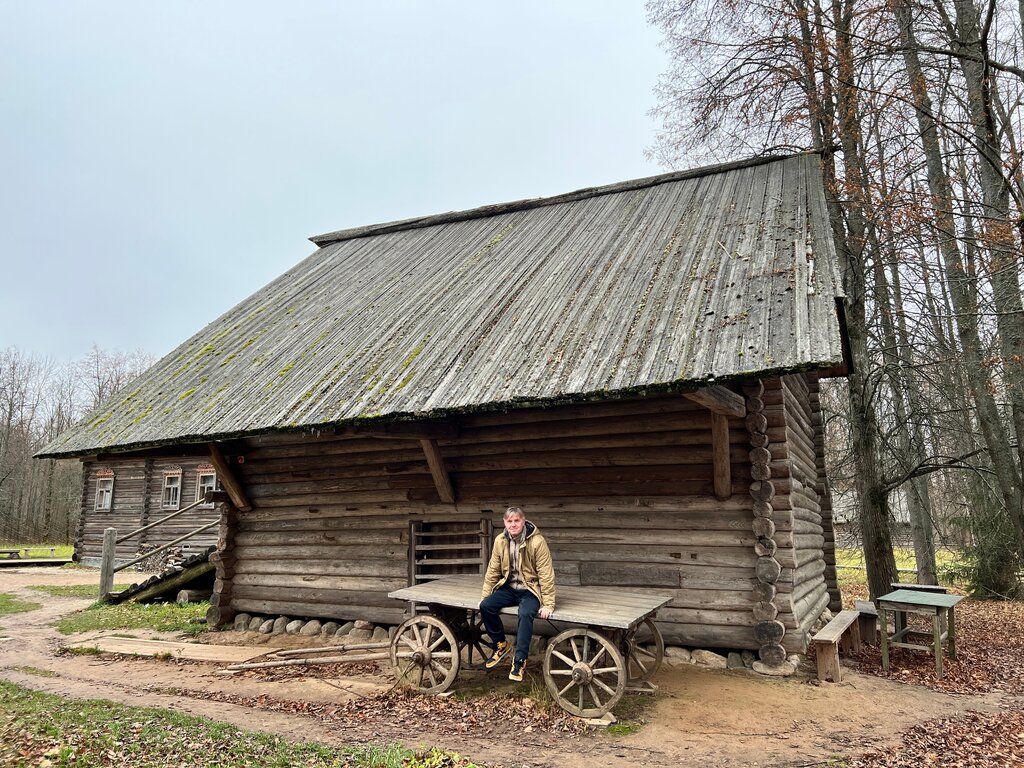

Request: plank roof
left=40, top=152, right=847, bottom=458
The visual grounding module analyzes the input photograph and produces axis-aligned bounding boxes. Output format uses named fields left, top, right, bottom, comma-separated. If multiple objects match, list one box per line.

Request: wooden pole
left=225, top=652, right=390, bottom=671
left=273, top=641, right=390, bottom=657
left=99, top=527, right=117, bottom=599
left=419, top=439, right=455, bottom=503
left=711, top=412, right=732, bottom=500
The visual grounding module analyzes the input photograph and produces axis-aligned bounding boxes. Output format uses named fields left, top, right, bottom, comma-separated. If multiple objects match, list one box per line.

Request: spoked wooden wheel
left=543, top=628, right=626, bottom=717
left=625, top=618, right=665, bottom=682
left=461, top=613, right=495, bottom=669
left=390, top=615, right=460, bottom=694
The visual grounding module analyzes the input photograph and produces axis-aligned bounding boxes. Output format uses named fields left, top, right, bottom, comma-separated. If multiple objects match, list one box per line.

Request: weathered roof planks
left=40, top=153, right=845, bottom=458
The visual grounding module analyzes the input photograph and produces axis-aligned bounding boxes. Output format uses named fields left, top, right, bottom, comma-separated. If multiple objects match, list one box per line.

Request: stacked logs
left=744, top=380, right=787, bottom=667
left=207, top=503, right=239, bottom=628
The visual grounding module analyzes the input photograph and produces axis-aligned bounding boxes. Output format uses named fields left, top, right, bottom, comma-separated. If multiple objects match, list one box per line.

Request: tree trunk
left=889, top=263, right=939, bottom=584
left=894, top=0, right=1024, bottom=556
left=828, top=0, right=899, bottom=598
left=864, top=105, right=939, bottom=585
left=950, top=0, right=1024, bottom=485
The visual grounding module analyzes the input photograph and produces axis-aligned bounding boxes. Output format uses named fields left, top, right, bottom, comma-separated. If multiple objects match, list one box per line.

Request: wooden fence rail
left=99, top=492, right=220, bottom=599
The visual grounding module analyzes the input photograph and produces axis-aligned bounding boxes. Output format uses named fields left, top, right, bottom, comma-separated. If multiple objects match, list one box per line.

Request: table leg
left=895, top=608, right=905, bottom=639
left=880, top=606, right=889, bottom=673
left=948, top=607, right=956, bottom=660
left=933, top=611, right=943, bottom=678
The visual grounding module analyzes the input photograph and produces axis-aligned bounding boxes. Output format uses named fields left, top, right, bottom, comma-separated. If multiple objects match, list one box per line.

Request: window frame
left=94, top=477, right=114, bottom=511
left=162, top=472, right=182, bottom=510
left=195, top=470, right=219, bottom=508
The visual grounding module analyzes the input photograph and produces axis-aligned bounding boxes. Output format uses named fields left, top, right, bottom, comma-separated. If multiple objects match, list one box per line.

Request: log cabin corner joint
left=743, top=379, right=787, bottom=667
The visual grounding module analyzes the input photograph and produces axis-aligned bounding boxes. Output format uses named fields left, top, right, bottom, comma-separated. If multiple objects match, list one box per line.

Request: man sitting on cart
left=479, top=506, right=556, bottom=682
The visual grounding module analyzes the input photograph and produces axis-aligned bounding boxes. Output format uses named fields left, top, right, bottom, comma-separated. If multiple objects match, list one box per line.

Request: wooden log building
left=40, top=152, right=850, bottom=664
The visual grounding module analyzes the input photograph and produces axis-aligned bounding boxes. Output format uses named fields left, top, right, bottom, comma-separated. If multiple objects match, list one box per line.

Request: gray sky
left=1, top=2, right=669, bottom=361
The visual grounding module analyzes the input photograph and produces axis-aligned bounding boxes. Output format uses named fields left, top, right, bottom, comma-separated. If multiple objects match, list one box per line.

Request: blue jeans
left=479, top=584, right=540, bottom=662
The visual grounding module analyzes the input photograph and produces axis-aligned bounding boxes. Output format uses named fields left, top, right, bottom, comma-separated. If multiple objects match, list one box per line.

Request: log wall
left=224, top=391, right=780, bottom=649
left=760, top=374, right=833, bottom=652
left=78, top=375, right=840, bottom=655
left=77, top=456, right=221, bottom=564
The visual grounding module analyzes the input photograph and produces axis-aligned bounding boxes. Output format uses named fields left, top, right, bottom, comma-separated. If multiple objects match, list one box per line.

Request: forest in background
left=0, top=346, right=152, bottom=544
left=646, top=0, right=1024, bottom=597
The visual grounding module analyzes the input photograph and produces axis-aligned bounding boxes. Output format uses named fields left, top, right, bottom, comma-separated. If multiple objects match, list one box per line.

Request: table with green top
left=878, top=589, right=963, bottom=678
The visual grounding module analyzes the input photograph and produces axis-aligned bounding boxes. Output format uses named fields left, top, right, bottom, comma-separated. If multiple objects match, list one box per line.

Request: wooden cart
left=387, top=574, right=673, bottom=717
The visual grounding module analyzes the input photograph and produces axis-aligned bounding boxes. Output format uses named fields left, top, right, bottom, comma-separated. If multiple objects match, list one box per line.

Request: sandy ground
left=0, top=565, right=1016, bottom=768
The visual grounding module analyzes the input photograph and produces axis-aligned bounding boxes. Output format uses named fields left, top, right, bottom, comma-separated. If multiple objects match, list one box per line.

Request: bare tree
left=647, top=0, right=1024, bottom=596
left=0, top=345, right=152, bottom=545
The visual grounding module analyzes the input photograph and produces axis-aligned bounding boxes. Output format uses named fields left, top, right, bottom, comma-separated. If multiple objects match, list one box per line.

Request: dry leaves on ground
left=162, top=685, right=589, bottom=738
left=834, top=589, right=1024, bottom=767
left=848, top=707, right=1024, bottom=767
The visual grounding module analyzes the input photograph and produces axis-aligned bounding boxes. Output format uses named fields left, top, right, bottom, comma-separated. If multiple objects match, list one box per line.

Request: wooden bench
left=22, top=547, right=57, bottom=558
left=855, top=600, right=878, bottom=644
left=0, top=549, right=21, bottom=560
left=811, top=609, right=862, bottom=682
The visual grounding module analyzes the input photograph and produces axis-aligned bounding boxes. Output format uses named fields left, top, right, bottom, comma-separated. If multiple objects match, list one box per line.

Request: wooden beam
left=419, top=439, right=455, bottom=503
left=711, top=412, right=732, bottom=500
left=125, top=561, right=216, bottom=604
left=207, top=442, right=253, bottom=512
left=683, top=385, right=746, bottom=418
left=338, top=423, right=459, bottom=440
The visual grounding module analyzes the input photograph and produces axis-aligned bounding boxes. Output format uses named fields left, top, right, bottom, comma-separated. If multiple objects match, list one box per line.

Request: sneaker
left=485, top=641, right=511, bottom=670
left=509, top=657, right=526, bottom=682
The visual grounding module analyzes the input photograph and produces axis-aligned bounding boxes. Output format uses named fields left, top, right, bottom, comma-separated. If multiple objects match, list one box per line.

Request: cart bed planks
left=388, top=573, right=673, bottom=630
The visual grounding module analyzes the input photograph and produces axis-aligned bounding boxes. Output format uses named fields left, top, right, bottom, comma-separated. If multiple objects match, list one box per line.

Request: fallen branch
left=225, top=652, right=390, bottom=671
left=270, top=641, right=388, bottom=658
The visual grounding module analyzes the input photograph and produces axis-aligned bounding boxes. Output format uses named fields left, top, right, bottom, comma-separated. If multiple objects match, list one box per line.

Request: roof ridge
left=310, top=151, right=817, bottom=247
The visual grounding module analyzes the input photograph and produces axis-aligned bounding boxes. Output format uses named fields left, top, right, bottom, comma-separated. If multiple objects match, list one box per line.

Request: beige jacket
left=481, top=521, right=556, bottom=611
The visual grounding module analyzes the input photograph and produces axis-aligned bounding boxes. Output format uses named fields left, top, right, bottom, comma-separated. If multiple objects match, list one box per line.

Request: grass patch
left=405, top=747, right=484, bottom=767
left=60, top=646, right=103, bottom=656
left=834, top=546, right=960, bottom=571
left=834, top=547, right=963, bottom=589
left=606, top=721, right=644, bottom=736
left=607, top=684, right=656, bottom=735
left=29, top=584, right=133, bottom=599
left=0, top=543, right=73, bottom=559
left=0, top=592, right=42, bottom=616
left=13, top=666, right=57, bottom=678
left=0, top=679, right=457, bottom=767
left=54, top=600, right=209, bottom=636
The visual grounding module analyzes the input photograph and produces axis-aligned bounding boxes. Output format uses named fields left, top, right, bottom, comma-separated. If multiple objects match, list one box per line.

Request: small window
left=196, top=471, right=220, bottom=507
left=162, top=474, right=181, bottom=510
left=95, top=477, right=114, bottom=510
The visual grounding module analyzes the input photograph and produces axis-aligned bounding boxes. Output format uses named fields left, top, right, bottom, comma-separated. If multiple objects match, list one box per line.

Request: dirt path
left=0, top=566, right=1015, bottom=767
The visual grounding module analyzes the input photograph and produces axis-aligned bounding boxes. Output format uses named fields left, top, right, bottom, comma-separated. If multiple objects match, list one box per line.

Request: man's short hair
left=504, top=506, right=524, bottom=519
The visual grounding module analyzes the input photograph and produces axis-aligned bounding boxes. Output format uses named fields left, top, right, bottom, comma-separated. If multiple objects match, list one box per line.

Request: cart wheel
left=390, top=615, right=460, bottom=694
left=625, top=618, right=665, bottom=682
left=543, top=628, right=626, bottom=717
left=461, top=613, right=496, bottom=669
